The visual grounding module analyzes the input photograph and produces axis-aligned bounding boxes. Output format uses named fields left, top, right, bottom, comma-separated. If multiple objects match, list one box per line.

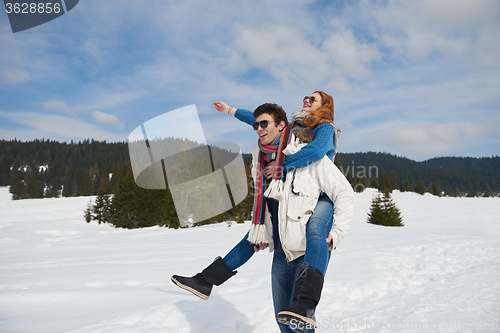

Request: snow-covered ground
left=0, top=186, right=499, bottom=333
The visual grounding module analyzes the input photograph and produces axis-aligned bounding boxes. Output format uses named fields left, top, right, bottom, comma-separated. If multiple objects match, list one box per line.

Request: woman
left=214, top=91, right=338, bottom=263
left=172, top=91, right=339, bottom=330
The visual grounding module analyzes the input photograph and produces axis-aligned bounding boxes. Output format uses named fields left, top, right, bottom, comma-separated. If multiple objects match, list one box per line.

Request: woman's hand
left=212, top=101, right=235, bottom=115
left=254, top=242, right=268, bottom=252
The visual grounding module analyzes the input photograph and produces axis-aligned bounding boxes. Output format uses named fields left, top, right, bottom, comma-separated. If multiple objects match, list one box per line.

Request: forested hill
left=336, top=152, right=500, bottom=196
left=0, top=139, right=130, bottom=199
left=0, top=139, right=499, bottom=199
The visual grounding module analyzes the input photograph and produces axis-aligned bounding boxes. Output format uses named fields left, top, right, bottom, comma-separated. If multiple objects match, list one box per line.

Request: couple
left=172, top=91, right=355, bottom=332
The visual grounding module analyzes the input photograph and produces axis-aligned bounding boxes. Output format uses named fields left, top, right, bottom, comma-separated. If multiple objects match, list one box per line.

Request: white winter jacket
left=250, top=135, right=356, bottom=262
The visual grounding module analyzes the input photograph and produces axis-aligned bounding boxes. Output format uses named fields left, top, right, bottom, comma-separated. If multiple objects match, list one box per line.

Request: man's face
left=255, top=113, right=285, bottom=146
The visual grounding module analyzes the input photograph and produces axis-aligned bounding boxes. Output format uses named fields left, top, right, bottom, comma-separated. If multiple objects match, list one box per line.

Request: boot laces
left=296, top=262, right=309, bottom=281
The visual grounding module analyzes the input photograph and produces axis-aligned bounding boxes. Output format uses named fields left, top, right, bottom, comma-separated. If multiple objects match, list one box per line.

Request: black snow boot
left=171, top=256, right=237, bottom=300
left=277, top=265, right=324, bottom=330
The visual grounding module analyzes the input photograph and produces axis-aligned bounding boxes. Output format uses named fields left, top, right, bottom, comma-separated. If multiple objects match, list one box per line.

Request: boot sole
left=277, top=310, right=317, bottom=329
left=171, top=276, right=210, bottom=300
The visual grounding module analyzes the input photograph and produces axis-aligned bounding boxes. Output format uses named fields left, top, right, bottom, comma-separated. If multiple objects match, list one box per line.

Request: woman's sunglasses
left=252, top=120, right=269, bottom=131
left=303, top=96, right=316, bottom=103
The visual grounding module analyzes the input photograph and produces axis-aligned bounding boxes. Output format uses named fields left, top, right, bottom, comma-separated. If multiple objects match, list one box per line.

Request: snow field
left=0, top=187, right=499, bottom=332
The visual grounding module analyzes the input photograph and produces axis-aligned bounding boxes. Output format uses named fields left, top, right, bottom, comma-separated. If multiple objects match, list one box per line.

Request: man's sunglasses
left=253, top=120, right=269, bottom=131
left=303, top=95, right=316, bottom=103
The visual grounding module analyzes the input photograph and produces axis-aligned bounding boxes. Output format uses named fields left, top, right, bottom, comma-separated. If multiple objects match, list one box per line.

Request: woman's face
left=301, top=92, right=322, bottom=113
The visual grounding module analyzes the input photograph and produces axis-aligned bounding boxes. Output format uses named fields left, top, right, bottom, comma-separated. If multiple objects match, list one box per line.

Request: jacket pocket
left=283, top=207, right=313, bottom=252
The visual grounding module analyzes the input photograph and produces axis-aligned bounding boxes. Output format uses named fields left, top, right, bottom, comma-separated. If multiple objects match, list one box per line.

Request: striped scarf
left=250, top=126, right=293, bottom=239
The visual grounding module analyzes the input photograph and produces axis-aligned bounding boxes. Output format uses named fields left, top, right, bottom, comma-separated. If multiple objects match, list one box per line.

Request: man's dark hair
left=253, top=103, right=288, bottom=127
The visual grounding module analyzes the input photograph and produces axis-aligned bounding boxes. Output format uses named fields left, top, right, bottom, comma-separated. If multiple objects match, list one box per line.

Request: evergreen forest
left=1, top=139, right=498, bottom=228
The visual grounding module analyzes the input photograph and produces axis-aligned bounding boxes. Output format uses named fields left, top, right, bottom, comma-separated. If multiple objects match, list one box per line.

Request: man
left=172, top=103, right=355, bottom=332
left=250, top=104, right=355, bottom=332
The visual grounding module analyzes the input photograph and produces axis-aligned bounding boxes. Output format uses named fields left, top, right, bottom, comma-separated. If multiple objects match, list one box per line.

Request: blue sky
left=1, top=0, right=499, bottom=161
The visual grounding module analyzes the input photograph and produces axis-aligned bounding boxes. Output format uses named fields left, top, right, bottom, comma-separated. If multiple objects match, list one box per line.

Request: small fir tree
left=84, top=200, right=92, bottom=223
left=367, top=191, right=404, bottom=227
left=92, top=193, right=113, bottom=224
left=92, top=167, right=113, bottom=224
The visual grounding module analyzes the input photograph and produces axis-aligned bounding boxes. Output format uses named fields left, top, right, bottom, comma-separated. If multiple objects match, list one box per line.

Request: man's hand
left=326, top=234, right=333, bottom=244
left=254, top=242, right=269, bottom=252
left=264, top=160, right=276, bottom=179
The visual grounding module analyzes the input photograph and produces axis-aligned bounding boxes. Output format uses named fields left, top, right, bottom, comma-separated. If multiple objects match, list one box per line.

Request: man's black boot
left=277, top=265, right=324, bottom=330
left=171, top=256, right=237, bottom=300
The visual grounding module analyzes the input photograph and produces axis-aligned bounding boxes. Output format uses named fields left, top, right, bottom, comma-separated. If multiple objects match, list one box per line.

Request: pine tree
left=26, top=161, right=45, bottom=198
left=109, top=164, right=123, bottom=193
left=10, top=161, right=28, bottom=200
left=400, top=179, right=412, bottom=192
left=109, top=168, right=138, bottom=228
left=414, top=180, right=426, bottom=195
left=388, top=171, right=398, bottom=192
left=45, top=176, right=62, bottom=198
left=10, top=179, right=28, bottom=200
left=84, top=200, right=92, bottom=223
left=367, top=194, right=385, bottom=224
left=0, top=155, right=11, bottom=186
left=110, top=168, right=179, bottom=229
left=62, top=166, right=74, bottom=197
left=77, top=166, right=94, bottom=196
left=92, top=169, right=113, bottom=224
left=431, top=182, right=441, bottom=197
left=367, top=191, right=404, bottom=227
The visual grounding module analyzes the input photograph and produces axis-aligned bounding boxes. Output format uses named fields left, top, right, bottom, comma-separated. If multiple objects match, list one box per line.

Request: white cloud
left=1, top=70, right=30, bottom=84
left=79, top=89, right=146, bottom=113
left=0, top=110, right=126, bottom=142
left=42, top=99, right=77, bottom=117
left=322, top=21, right=382, bottom=78
left=231, top=25, right=323, bottom=89
left=357, top=0, right=500, bottom=67
left=43, top=99, right=69, bottom=111
left=92, top=111, right=120, bottom=125
left=425, top=80, right=490, bottom=105
left=230, top=23, right=381, bottom=91
left=369, top=121, right=488, bottom=158
left=0, top=30, right=67, bottom=85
